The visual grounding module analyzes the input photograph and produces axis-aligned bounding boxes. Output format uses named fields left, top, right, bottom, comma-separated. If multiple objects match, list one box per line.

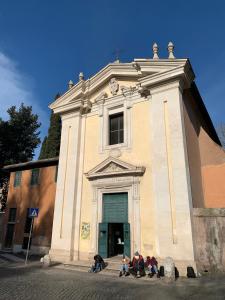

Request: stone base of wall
left=12, top=244, right=50, bottom=256
left=193, top=208, right=225, bottom=272
left=13, top=244, right=22, bottom=253
left=49, top=248, right=73, bottom=262
left=30, top=245, right=50, bottom=255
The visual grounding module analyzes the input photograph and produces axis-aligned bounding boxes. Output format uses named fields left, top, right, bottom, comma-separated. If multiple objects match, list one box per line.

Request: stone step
left=53, top=262, right=160, bottom=281
left=55, top=262, right=119, bottom=276
left=62, top=259, right=121, bottom=272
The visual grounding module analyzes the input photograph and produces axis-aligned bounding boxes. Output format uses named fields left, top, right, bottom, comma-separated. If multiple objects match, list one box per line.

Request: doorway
left=98, top=193, right=130, bottom=258
left=98, top=222, right=130, bottom=258
left=108, top=223, right=124, bottom=257
left=4, top=208, right=17, bottom=249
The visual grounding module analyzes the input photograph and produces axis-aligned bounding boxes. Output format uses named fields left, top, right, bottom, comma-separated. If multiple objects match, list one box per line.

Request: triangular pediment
left=49, top=59, right=193, bottom=114
left=85, top=157, right=145, bottom=180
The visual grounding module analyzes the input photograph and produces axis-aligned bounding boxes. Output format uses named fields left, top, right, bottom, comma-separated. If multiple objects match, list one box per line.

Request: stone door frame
left=89, top=176, right=141, bottom=259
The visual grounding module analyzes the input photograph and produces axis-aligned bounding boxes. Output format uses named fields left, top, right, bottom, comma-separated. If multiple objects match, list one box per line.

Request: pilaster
left=149, top=80, right=196, bottom=265
left=49, top=110, right=82, bottom=262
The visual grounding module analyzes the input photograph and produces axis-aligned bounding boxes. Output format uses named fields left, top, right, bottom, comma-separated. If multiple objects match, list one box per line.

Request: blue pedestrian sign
left=29, top=208, right=39, bottom=218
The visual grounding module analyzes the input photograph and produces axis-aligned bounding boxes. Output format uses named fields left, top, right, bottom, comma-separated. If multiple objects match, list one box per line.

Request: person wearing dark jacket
left=90, top=254, right=105, bottom=273
left=129, top=251, right=145, bottom=278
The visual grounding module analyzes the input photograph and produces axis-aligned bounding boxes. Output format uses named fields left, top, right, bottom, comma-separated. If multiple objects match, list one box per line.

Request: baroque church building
left=48, top=42, right=225, bottom=274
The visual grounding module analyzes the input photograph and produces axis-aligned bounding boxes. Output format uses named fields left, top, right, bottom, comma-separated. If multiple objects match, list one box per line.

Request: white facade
left=49, top=53, right=197, bottom=274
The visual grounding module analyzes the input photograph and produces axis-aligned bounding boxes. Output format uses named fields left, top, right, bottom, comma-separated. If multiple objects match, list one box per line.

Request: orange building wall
left=183, top=88, right=225, bottom=208
left=202, top=163, right=225, bottom=208
left=2, top=165, right=57, bottom=251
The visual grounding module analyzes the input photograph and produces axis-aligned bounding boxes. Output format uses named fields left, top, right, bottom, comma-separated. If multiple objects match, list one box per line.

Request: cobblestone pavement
left=0, top=262, right=225, bottom=300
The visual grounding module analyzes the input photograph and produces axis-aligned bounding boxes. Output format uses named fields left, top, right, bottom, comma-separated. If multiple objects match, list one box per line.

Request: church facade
left=48, top=43, right=225, bottom=274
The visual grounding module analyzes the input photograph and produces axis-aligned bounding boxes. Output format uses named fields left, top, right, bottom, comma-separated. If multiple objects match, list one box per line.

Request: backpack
left=159, top=266, right=164, bottom=277
left=187, top=266, right=196, bottom=278
left=175, top=267, right=179, bottom=278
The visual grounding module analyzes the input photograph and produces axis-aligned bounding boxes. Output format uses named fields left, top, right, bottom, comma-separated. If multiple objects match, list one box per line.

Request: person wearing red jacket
left=129, top=251, right=145, bottom=278
left=145, top=256, right=160, bottom=278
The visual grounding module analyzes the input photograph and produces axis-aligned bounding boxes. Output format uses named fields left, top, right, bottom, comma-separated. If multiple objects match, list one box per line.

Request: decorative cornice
left=85, top=156, right=145, bottom=180
left=49, top=59, right=194, bottom=114
left=138, top=61, right=194, bottom=90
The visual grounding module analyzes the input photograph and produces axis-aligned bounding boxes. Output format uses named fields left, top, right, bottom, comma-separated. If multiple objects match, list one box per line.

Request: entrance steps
left=55, top=256, right=122, bottom=276
left=52, top=258, right=160, bottom=281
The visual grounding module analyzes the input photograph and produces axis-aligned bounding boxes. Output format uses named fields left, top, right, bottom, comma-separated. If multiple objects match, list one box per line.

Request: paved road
left=0, top=262, right=225, bottom=300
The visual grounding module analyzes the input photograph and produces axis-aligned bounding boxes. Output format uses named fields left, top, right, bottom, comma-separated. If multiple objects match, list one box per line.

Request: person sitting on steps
left=90, top=254, right=105, bottom=273
left=145, top=256, right=160, bottom=278
left=119, top=255, right=130, bottom=277
left=129, top=251, right=145, bottom=278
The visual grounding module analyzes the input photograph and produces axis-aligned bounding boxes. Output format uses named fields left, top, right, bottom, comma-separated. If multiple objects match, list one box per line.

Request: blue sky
left=0, top=0, right=225, bottom=156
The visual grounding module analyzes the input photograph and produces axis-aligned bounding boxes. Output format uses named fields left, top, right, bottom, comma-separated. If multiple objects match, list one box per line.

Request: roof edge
left=189, top=82, right=221, bottom=146
left=2, top=157, right=59, bottom=172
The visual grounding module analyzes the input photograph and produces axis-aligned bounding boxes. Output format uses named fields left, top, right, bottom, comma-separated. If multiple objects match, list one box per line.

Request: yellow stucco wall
left=79, top=95, right=155, bottom=258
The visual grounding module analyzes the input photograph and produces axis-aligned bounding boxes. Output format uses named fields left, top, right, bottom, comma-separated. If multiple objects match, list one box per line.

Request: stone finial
left=167, top=42, right=175, bottom=59
left=79, top=72, right=84, bottom=81
left=68, top=80, right=74, bottom=89
left=152, top=43, right=159, bottom=59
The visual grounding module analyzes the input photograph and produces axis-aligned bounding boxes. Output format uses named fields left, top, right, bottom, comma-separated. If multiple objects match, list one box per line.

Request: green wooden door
left=98, top=223, right=108, bottom=258
left=103, top=193, right=128, bottom=223
left=123, top=223, right=130, bottom=258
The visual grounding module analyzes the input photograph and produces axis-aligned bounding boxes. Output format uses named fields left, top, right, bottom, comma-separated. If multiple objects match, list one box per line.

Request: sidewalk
left=0, top=251, right=42, bottom=268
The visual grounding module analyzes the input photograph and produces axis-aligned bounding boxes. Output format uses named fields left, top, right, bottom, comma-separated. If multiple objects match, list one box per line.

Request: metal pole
left=25, top=217, right=34, bottom=265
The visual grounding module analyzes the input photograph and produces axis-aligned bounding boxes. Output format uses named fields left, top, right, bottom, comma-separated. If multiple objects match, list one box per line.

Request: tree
left=0, top=103, right=41, bottom=211
left=39, top=94, right=61, bottom=159
left=39, top=136, right=48, bottom=159
left=216, top=123, right=225, bottom=148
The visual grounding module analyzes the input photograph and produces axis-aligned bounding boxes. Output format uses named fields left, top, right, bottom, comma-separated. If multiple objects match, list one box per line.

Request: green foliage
left=216, top=123, right=225, bottom=148
left=0, top=103, right=41, bottom=211
left=39, top=111, right=61, bottom=159
left=39, top=136, right=48, bottom=159
left=39, top=95, right=61, bottom=159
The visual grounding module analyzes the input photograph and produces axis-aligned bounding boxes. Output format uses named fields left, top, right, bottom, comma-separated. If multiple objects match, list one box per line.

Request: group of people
left=90, top=251, right=160, bottom=279
left=119, top=251, right=160, bottom=278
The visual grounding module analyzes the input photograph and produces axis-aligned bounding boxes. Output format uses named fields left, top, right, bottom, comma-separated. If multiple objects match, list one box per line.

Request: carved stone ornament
left=85, top=156, right=146, bottom=180
left=109, top=148, right=121, bottom=158
left=137, top=83, right=150, bottom=98
left=121, top=86, right=135, bottom=97
left=101, top=162, right=125, bottom=173
left=95, top=92, right=108, bottom=103
left=109, top=77, right=119, bottom=95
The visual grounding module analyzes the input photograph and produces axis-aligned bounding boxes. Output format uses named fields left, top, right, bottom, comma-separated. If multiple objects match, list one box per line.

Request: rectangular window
left=14, top=171, right=22, bottom=187
left=30, top=169, right=39, bottom=186
left=8, top=208, right=17, bottom=222
left=109, top=113, right=124, bottom=145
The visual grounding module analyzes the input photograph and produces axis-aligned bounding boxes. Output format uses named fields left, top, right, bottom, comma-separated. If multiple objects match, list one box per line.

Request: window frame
left=109, top=112, right=124, bottom=145
left=13, top=171, right=22, bottom=188
left=100, top=102, right=132, bottom=152
left=30, top=168, right=40, bottom=186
